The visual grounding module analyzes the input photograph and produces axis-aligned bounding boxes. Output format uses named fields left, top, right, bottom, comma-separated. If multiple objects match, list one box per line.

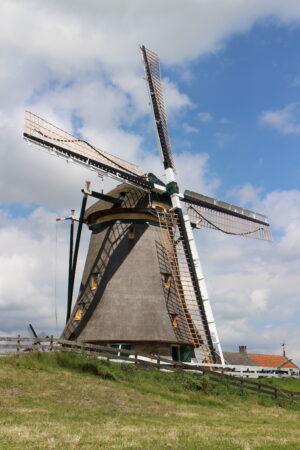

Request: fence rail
left=200, top=369, right=300, bottom=401
left=0, top=337, right=299, bottom=404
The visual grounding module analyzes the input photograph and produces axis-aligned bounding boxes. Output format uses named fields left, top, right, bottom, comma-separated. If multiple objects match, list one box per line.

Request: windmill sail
left=141, top=46, right=176, bottom=172
left=142, top=45, right=219, bottom=363
left=24, top=111, right=153, bottom=190
left=184, top=190, right=272, bottom=241
left=23, top=45, right=273, bottom=367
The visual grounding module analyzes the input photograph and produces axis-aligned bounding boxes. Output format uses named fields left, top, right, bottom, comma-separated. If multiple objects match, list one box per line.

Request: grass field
left=0, top=352, right=299, bottom=449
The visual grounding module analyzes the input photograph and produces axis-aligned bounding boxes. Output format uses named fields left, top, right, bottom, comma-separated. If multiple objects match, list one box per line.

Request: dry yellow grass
left=0, top=352, right=299, bottom=449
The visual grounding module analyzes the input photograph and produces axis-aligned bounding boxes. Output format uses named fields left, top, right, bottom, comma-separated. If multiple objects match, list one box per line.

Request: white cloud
left=176, top=152, right=219, bottom=194
left=0, top=207, right=90, bottom=336
left=1, top=0, right=300, bottom=207
left=220, top=118, right=231, bottom=124
left=262, top=189, right=300, bottom=232
left=250, top=289, right=269, bottom=312
left=260, top=103, right=300, bottom=134
left=229, top=184, right=264, bottom=209
left=197, top=186, right=300, bottom=362
left=163, top=78, right=192, bottom=117
left=215, top=131, right=234, bottom=148
left=292, top=75, right=300, bottom=86
left=2, top=1, right=300, bottom=74
left=136, top=150, right=220, bottom=195
left=198, top=112, right=213, bottom=123
left=183, top=123, right=199, bottom=134
left=1, top=0, right=300, bottom=362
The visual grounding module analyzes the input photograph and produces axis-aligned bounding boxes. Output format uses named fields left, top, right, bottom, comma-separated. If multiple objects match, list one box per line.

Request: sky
left=0, top=0, right=300, bottom=363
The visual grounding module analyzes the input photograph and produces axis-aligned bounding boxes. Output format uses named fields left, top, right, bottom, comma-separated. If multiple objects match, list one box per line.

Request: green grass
left=0, top=352, right=299, bottom=449
left=257, top=376, right=300, bottom=392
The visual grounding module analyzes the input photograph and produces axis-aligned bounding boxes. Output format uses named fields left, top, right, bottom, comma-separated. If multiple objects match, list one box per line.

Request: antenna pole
left=66, top=209, right=75, bottom=324
left=66, top=184, right=89, bottom=323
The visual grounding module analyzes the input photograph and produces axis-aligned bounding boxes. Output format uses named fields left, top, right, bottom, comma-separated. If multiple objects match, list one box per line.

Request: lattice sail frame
left=141, top=46, right=176, bottom=172
left=24, top=111, right=144, bottom=177
left=184, top=203, right=272, bottom=241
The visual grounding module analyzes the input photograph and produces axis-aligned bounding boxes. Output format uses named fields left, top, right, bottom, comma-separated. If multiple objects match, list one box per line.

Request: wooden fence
left=0, top=336, right=299, bottom=404
left=199, top=368, right=300, bottom=403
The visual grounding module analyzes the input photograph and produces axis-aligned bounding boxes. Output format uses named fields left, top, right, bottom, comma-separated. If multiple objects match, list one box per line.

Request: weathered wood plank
left=210, top=371, right=300, bottom=395
left=207, top=377, right=293, bottom=400
left=0, top=337, right=53, bottom=342
left=0, top=344, right=51, bottom=350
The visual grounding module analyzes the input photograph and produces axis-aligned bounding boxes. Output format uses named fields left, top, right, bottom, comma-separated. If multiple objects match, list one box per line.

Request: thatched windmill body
left=23, top=47, right=271, bottom=363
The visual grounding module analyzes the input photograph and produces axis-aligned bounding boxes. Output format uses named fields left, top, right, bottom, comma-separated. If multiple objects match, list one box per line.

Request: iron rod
left=89, top=190, right=122, bottom=205
left=66, top=195, right=88, bottom=323
left=66, top=217, right=74, bottom=323
left=28, top=323, right=38, bottom=338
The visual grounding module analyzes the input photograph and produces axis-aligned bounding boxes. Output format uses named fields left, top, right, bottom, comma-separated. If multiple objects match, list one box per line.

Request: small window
left=90, top=273, right=98, bottom=291
left=110, top=343, right=131, bottom=357
left=171, top=345, right=180, bottom=361
left=128, top=225, right=135, bottom=240
left=163, top=273, right=171, bottom=289
left=170, top=314, right=178, bottom=328
left=74, top=307, right=83, bottom=321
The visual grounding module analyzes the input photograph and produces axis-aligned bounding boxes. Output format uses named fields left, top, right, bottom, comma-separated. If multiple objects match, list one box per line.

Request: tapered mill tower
left=61, top=183, right=205, bottom=360
left=23, top=46, right=272, bottom=363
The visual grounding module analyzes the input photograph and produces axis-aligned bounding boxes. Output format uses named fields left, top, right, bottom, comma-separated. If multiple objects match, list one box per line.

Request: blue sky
left=0, top=1, right=300, bottom=363
left=165, top=23, right=300, bottom=199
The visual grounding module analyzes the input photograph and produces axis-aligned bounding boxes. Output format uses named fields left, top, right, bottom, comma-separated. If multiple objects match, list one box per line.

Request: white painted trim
left=183, top=215, right=225, bottom=366
left=165, top=167, right=176, bottom=183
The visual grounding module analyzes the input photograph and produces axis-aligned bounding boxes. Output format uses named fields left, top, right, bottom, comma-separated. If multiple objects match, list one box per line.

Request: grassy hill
left=0, top=352, right=299, bottom=449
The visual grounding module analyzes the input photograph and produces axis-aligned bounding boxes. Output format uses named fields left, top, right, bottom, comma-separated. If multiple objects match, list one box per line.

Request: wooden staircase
left=157, top=209, right=213, bottom=362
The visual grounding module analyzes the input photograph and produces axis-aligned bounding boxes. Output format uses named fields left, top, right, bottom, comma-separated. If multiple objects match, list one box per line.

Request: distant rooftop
left=223, top=345, right=298, bottom=369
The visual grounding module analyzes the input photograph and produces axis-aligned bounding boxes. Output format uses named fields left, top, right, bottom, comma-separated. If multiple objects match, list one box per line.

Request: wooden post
left=135, top=352, right=138, bottom=366
left=50, top=336, right=53, bottom=352
left=17, top=335, right=20, bottom=356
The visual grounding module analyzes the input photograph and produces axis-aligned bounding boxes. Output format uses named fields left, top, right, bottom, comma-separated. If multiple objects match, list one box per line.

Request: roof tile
left=248, top=354, right=298, bottom=369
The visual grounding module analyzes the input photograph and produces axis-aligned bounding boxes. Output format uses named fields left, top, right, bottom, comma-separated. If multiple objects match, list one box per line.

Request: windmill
left=23, top=46, right=271, bottom=364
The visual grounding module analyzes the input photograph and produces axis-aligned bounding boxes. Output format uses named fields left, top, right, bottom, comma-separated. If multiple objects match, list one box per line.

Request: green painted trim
left=147, top=172, right=165, bottom=187
left=166, top=181, right=179, bottom=195
left=180, top=345, right=194, bottom=363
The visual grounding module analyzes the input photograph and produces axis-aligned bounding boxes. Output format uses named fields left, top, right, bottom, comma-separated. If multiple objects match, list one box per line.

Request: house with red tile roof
left=247, top=353, right=297, bottom=369
left=223, top=346, right=298, bottom=371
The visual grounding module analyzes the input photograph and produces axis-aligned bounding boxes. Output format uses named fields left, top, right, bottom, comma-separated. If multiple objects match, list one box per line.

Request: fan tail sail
left=141, top=46, right=176, bottom=172
left=184, top=190, right=272, bottom=242
left=157, top=209, right=216, bottom=363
